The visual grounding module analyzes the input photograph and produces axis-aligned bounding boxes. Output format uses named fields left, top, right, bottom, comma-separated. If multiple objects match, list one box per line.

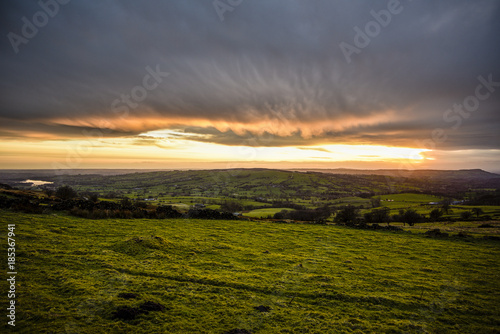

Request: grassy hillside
left=3, top=169, right=420, bottom=199
left=4, top=169, right=500, bottom=211
left=369, top=193, right=500, bottom=221
left=2, top=210, right=499, bottom=333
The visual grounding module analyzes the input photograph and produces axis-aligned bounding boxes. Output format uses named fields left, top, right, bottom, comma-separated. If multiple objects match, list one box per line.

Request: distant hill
left=289, top=168, right=500, bottom=180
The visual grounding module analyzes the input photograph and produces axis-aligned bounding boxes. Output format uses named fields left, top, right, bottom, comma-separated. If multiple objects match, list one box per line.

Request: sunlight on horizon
left=137, top=129, right=431, bottom=163
left=0, top=135, right=431, bottom=169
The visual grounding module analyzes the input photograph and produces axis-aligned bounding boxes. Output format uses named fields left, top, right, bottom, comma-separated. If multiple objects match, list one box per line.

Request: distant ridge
left=1, top=168, right=499, bottom=180
left=1, top=167, right=499, bottom=179
left=287, top=168, right=500, bottom=179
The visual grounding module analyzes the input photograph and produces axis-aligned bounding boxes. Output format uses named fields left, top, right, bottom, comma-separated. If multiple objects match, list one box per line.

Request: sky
left=1, top=0, right=499, bottom=172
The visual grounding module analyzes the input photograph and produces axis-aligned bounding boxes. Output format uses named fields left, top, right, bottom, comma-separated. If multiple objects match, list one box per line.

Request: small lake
left=22, top=179, right=54, bottom=186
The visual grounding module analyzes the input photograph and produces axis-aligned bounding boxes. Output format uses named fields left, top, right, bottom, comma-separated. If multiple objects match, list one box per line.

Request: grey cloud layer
left=0, top=0, right=499, bottom=149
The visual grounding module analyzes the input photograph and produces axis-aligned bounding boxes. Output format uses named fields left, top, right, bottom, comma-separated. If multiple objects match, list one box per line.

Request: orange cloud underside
left=48, top=109, right=396, bottom=139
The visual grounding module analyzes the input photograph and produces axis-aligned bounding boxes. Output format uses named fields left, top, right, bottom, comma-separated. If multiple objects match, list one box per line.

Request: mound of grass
left=110, top=235, right=171, bottom=256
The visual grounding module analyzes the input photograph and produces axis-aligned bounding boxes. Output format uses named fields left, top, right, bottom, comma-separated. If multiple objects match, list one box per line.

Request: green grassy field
left=359, top=193, right=500, bottom=221
left=401, top=220, right=500, bottom=237
left=244, top=208, right=295, bottom=218
left=1, top=210, right=499, bottom=333
left=378, top=193, right=444, bottom=207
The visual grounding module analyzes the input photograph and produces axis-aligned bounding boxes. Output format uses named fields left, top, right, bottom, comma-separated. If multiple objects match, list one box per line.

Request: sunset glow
left=0, top=134, right=432, bottom=170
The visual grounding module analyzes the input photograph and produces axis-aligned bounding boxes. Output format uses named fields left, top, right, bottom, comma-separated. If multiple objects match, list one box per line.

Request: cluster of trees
left=273, top=206, right=332, bottom=224
left=219, top=200, right=244, bottom=212
left=55, top=185, right=78, bottom=200
left=429, top=206, right=485, bottom=221
left=460, top=208, right=484, bottom=220
left=0, top=195, right=44, bottom=214
left=466, top=190, right=500, bottom=206
left=187, top=208, right=235, bottom=220
left=334, top=205, right=425, bottom=227
left=390, top=209, right=425, bottom=226
left=54, top=194, right=182, bottom=219
left=68, top=199, right=238, bottom=220
left=0, top=185, right=240, bottom=220
left=69, top=204, right=184, bottom=220
left=334, top=204, right=488, bottom=227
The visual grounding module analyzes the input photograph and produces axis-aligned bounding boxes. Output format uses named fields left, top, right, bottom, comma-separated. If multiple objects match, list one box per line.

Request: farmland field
left=244, top=208, right=295, bottom=218
left=2, top=210, right=499, bottom=333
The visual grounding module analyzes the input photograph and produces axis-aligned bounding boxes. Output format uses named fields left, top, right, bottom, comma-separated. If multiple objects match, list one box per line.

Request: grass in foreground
left=1, top=210, right=499, bottom=333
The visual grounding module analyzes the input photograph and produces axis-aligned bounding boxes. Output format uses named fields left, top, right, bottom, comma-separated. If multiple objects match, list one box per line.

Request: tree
left=441, top=200, right=452, bottom=215
left=56, top=185, right=77, bottom=200
left=334, top=205, right=359, bottom=225
left=44, top=188, right=55, bottom=197
left=460, top=211, right=472, bottom=220
left=471, top=207, right=483, bottom=218
left=401, top=209, right=424, bottom=226
left=285, top=209, right=330, bottom=222
left=370, top=196, right=381, bottom=208
left=155, top=205, right=182, bottom=218
left=220, top=200, right=243, bottom=212
left=273, top=210, right=289, bottom=220
left=120, top=197, right=133, bottom=209
left=89, top=193, right=99, bottom=203
left=365, top=207, right=391, bottom=225
left=429, top=208, right=443, bottom=222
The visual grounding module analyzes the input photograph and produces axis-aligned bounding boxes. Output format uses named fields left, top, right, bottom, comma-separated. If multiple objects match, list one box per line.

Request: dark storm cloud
left=0, top=119, right=134, bottom=139
left=0, top=0, right=499, bottom=149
